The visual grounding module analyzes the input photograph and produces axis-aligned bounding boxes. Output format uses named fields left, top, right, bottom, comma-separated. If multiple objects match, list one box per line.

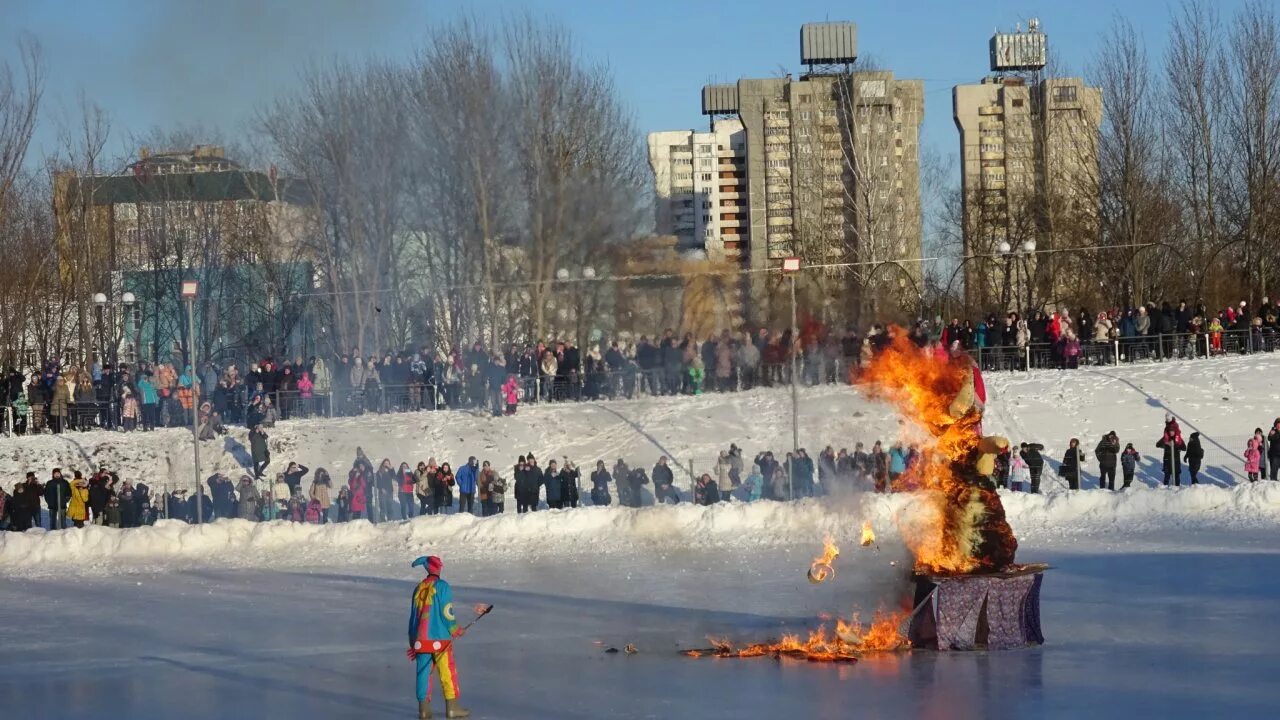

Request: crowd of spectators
left=3, top=296, right=1280, bottom=437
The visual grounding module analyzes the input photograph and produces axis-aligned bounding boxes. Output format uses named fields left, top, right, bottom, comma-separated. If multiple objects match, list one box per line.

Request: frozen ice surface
left=0, top=531, right=1276, bottom=720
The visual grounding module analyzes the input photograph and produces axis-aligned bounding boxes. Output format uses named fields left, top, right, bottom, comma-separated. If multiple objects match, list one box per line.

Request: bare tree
left=1221, top=0, right=1280, bottom=304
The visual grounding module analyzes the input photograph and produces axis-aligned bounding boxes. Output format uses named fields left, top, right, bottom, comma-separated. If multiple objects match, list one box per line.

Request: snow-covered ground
left=2, top=355, right=1279, bottom=718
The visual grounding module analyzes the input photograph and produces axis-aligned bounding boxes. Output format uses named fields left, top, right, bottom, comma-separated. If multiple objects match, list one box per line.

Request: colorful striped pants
left=415, top=646, right=459, bottom=702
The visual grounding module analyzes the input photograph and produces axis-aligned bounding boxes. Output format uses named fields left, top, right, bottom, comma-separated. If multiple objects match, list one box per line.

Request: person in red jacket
left=348, top=468, right=368, bottom=520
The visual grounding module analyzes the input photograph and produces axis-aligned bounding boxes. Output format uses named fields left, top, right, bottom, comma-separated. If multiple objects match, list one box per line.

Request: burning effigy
left=857, top=330, right=1044, bottom=650
left=684, top=328, right=1043, bottom=662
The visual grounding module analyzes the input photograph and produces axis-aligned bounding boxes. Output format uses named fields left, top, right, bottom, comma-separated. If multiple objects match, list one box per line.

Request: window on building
left=1053, top=85, right=1078, bottom=103
left=1012, top=98, right=1025, bottom=108
left=798, top=94, right=812, bottom=104
left=701, top=173, right=712, bottom=181
left=697, top=144, right=712, bottom=153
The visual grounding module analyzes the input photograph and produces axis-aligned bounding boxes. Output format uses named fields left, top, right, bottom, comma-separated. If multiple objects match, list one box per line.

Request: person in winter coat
left=455, top=457, right=479, bottom=514
left=1095, top=431, right=1120, bottom=490
left=1060, top=438, right=1085, bottom=490
left=476, top=461, right=497, bottom=516
left=1244, top=434, right=1262, bottom=482
left=43, top=469, right=68, bottom=530
left=250, top=425, right=270, bottom=479
left=888, top=442, right=909, bottom=484
left=67, top=474, right=90, bottom=527
left=1267, top=419, right=1280, bottom=481
left=236, top=475, right=260, bottom=520
left=335, top=486, right=351, bottom=522
left=652, top=457, right=677, bottom=504
left=397, top=462, right=417, bottom=520
left=610, top=459, right=630, bottom=506
left=1156, top=416, right=1186, bottom=486
left=542, top=460, right=563, bottom=509
left=348, top=468, right=368, bottom=520
left=626, top=467, right=650, bottom=507
left=1019, top=442, right=1045, bottom=493
left=434, top=463, right=455, bottom=514
left=374, top=458, right=398, bottom=523
left=88, top=471, right=115, bottom=524
left=414, top=460, right=435, bottom=515
left=560, top=461, right=581, bottom=508
left=1009, top=453, right=1029, bottom=491
left=1186, top=432, right=1205, bottom=485
left=743, top=464, right=764, bottom=501
left=1119, top=444, right=1140, bottom=488
left=281, top=462, right=309, bottom=496
left=50, top=377, right=70, bottom=434
left=309, top=468, right=333, bottom=523
left=590, top=461, right=612, bottom=506
left=501, top=374, right=519, bottom=415
left=694, top=473, right=721, bottom=505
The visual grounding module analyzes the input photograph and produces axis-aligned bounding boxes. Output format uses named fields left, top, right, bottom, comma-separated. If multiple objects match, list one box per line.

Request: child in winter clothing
left=501, top=375, right=519, bottom=415
left=1245, top=435, right=1262, bottom=482
left=1009, top=454, right=1029, bottom=492
left=744, top=465, right=764, bottom=501
left=1120, top=443, right=1140, bottom=488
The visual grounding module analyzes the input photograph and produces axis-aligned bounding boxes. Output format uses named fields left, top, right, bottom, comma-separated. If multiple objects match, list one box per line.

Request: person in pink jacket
left=501, top=375, right=519, bottom=416
left=297, top=371, right=314, bottom=399
left=1245, top=434, right=1263, bottom=482
left=349, top=468, right=369, bottom=519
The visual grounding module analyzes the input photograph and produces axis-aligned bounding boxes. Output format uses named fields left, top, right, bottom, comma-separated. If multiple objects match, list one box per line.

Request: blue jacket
left=137, top=378, right=159, bottom=405
left=544, top=468, right=562, bottom=503
left=408, top=576, right=459, bottom=646
left=889, top=448, right=909, bottom=474
left=455, top=463, right=478, bottom=494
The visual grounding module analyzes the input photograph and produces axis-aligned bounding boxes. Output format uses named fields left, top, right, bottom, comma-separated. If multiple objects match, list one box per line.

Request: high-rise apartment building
left=647, top=119, right=748, bottom=259
left=953, top=21, right=1102, bottom=312
left=648, top=22, right=925, bottom=324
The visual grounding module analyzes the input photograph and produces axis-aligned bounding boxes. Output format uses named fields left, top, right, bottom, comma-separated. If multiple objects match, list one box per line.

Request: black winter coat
left=1095, top=437, right=1120, bottom=469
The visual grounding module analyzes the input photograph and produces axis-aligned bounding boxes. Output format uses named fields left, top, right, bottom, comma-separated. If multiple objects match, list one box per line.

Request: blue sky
left=0, top=0, right=1257, bottom=169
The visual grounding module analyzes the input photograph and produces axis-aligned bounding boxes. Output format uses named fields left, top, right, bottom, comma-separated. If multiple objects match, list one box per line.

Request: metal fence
left=963, top=328, right=1279, bottom=372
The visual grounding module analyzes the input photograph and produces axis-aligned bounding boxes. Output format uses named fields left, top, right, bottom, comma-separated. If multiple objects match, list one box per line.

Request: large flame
left=684, top=609, right=908, bottom=662
left=856, top=329, right=1017, bottom=574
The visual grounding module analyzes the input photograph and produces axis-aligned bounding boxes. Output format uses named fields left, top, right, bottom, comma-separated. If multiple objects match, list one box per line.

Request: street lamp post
left=998, top=240, right=1037, bottom=313
left=782, top=256, right=801, bottom=500
left=94, top=290, right=136, bottom=428
left=181, top=280, right=202, bottom=524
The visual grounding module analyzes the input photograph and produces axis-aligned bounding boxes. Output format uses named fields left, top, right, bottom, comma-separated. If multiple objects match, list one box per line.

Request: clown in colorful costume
left=408, top=555, right=469, bottom=719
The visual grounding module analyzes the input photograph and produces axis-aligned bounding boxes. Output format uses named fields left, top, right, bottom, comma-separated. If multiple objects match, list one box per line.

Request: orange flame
left=683, top=609, right=909, bottom=662
left=807, top=536, right=840, bottom=583
left=855, top=329, right=1017, bottom=574
left=860, top=521, right=876, bottom=547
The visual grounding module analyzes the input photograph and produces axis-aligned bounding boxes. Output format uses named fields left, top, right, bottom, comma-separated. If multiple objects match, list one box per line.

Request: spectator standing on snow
left=590, top=461, right=612, bottom=506
left=1009, top=453, right=1028, bottom=492
left=560, top=460, right=581, bottom=509
left=1060, top=438, right=1085, bottom=490
left=434, top=463, right=456, bottom=514
left=397, top=463, right=416, bottom=520
left=513, top=456, right=536, bottom=513
left=612, top=459, right=632, bottom=507
left=348, top=468, right=368, bottom=520
left=67, top=474, right=90, bottom=528
left=1244, top=433, right=1262, bottom=482
left=1095, top=432, right=1120, bottom=490
left=871, top=441, right=888, bottom=493
left=455, top=457, right=479, bottom=514
left=1156, top=416, right=1186, bottom=486
left=335, top=486, right=351, bottom=523
left=1120, top=444, right=1140, bottom=488
left=44, top=469, right=68, bottom=530
left=250, top=425, right=270, bottom=479
left=1019, top=442, right=1045, bottom=493
left=888, top=442, right=909, bottom=485
left=236, top=475, right=260, bottom=520
left=1186, top=432, right=1204, bottom=485
left=1267, top=419, right=1280, bottom=481
left=652, top=457, right=677, bottom=504
left=283, top=462, right=309, bottom=496
left=477, top=461, right=500, bottom=516
left=542, top=460, right=563, bottom=509
left=373, top=459, right=397, bottom=522
left=744, top=464, right=764, bottom=501
left=310, top=469, right=333, bottom=523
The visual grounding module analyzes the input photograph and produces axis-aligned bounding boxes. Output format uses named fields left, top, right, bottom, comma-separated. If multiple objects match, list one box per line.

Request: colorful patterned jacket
left=408, top=576, right=460, bottom=653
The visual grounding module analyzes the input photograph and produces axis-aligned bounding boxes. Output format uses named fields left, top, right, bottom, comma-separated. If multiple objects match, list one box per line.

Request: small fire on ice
left=807, top=537, right=840, bottom=584
left=860, top=521, right=876, bottom=547
left=683, top=609, right=908, bottom=662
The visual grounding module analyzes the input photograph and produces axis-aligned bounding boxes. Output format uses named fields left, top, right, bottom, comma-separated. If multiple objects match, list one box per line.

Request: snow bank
left=4, top=482, right=1276, bottom=574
